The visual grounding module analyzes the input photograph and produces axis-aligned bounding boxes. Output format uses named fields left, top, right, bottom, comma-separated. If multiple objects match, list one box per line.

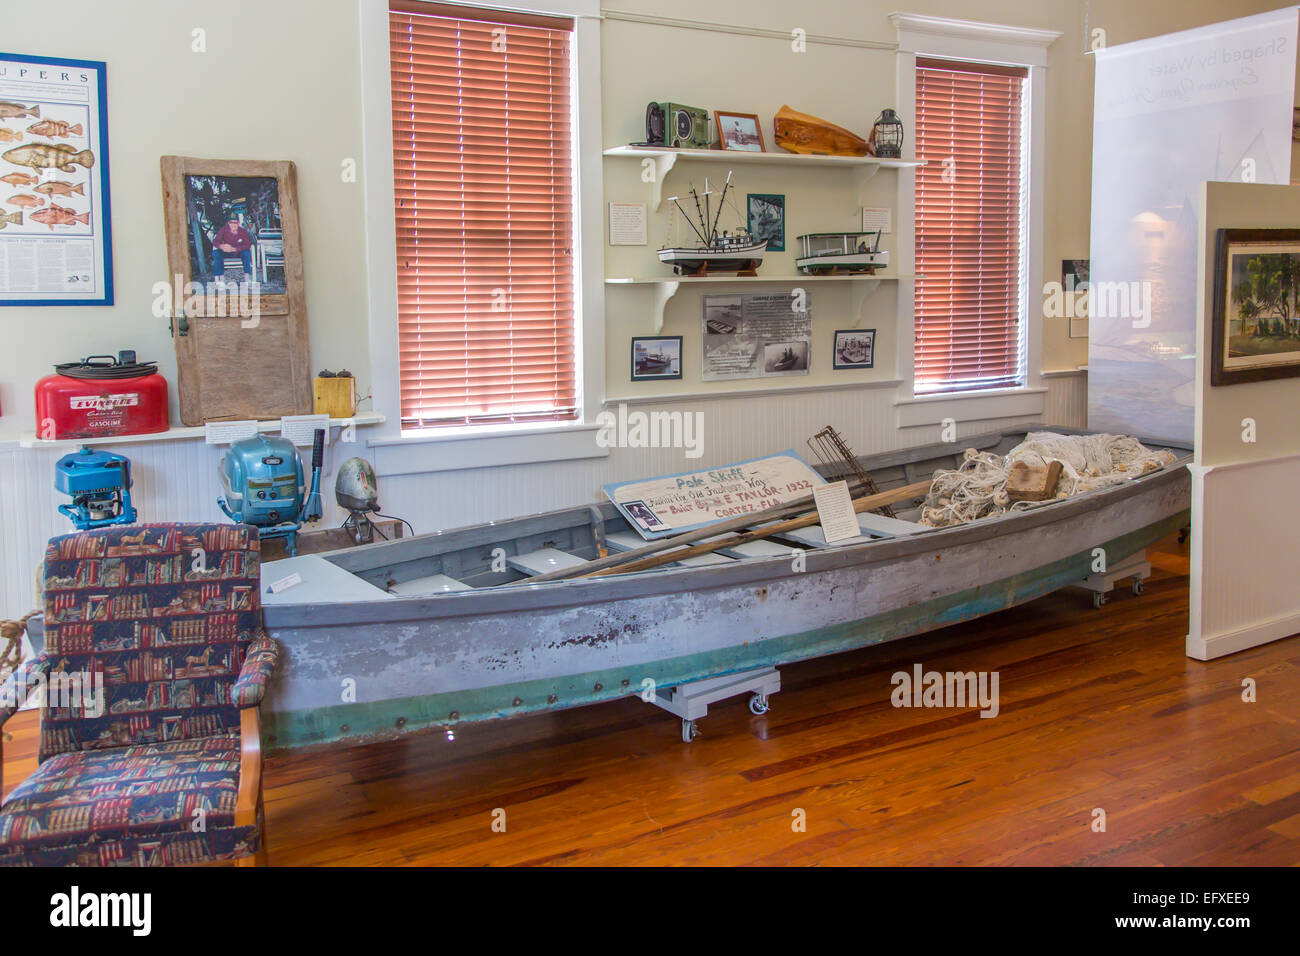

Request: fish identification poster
left=0, top=53, right=112, bottom=305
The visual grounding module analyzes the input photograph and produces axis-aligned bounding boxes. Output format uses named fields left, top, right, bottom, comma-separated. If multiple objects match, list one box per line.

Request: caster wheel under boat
left=1132, top=578, right=1145, bottom=596
left=748, top=693, right=770, bottom=716
left=681, top=719, right=700, bottom=743
left=1093, top=592, right=1108, bottom=610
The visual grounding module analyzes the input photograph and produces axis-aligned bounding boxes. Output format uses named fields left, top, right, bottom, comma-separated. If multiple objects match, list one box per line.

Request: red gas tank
left=35, top=351, right=170, bottom=440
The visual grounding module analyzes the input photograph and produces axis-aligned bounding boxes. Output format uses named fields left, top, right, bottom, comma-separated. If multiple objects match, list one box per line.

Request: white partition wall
left=1089, top=8, right=1298, bottom=443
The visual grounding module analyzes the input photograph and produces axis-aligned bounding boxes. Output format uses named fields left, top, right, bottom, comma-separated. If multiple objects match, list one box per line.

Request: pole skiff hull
left=251, top=429, right=1190, bottom=753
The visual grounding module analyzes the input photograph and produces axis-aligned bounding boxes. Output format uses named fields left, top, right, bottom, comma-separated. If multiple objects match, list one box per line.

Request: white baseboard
left=1186, top=609, right=1300, bottom=660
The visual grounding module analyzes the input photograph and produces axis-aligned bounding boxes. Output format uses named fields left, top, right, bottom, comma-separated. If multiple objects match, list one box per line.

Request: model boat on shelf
left=152, top=426, right=1194, bottom=754
left=796, top=231, right=889, bottom=275
left=658, top=171, right=766, bottom=276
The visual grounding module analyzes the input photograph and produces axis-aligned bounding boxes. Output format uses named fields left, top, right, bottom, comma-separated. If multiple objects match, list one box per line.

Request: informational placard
left=602, top=449, right=825, bottom=539
left=702, top=292, right=811, bottom=381
left=280, top=413, right=330, bottom=447
left=861, top=207, right=892, bottom=234
left=0, top=53, right=113, bottom=305
left=608, top=201, right=647, bottom=245
left=813, top=480, right=859, bottom=543
left=204, top=420, right=259, bottom=444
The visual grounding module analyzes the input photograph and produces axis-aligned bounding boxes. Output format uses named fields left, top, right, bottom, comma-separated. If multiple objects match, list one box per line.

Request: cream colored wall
left=1, top=0, right=1289, bottom=441
left=1195, top=181, right=1300, bottom=466
left=0, top=0, right=368, bottom=442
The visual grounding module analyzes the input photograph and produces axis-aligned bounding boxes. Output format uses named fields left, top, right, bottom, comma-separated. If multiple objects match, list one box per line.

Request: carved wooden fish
left=1, top=143, right=94, bottom=172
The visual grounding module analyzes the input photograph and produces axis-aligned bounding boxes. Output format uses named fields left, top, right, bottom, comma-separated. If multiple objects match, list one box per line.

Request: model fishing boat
left=659, top=171, right=766, bottom=276
left=796, top=230, right=889, bottom=275
left=220, top=427, right=1192, bottom=753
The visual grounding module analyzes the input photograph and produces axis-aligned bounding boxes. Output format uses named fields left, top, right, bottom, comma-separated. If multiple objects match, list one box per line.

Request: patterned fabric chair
left=0, top=524, right=279, bottom=867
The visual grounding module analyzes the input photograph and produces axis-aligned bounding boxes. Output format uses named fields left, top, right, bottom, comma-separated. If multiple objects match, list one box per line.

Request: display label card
left=861, top=207, right=892, bottom=233
left=609, top=202, right=647, bottom=245
left=813, top=480, right=860, bottom=543
left=266, top=571, right=302, bottom=594
left=280, top=414, right=331, bottom=447
left=204, top=420, right=259, bottom=444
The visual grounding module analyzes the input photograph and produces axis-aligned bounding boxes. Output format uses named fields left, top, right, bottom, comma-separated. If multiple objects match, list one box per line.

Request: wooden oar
left=516, top=479, right=932, bottom=586
left=585, top=479, right=932, bottom=578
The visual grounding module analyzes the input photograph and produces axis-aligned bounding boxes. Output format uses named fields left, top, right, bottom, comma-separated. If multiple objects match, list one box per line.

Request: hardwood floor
left=4, top=533, right=1298, bottom=865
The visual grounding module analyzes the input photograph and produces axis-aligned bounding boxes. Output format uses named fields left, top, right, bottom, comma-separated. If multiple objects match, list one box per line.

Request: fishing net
left=919, top=432, right=1178, bottom=527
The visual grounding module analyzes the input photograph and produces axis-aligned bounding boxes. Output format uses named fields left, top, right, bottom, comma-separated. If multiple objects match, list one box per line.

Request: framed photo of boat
left=714, top=111, right=765, bottom=152
left=833, top=329, right=876, bottom=369
left=1211, top=228, right=1300, bottom=386
left=746, top=193, right=784, bottom=253
left=631, top=336, right=682, bottom=380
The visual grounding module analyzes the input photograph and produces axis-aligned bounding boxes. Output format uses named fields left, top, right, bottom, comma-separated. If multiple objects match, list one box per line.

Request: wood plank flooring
left=4, top=533, right=1297, bottom=865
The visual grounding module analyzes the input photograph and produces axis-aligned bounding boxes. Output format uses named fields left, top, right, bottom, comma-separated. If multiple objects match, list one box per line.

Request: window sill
left=894, top=386, right=1046, bottom=428
left=367, top=420, right=608, bottom=476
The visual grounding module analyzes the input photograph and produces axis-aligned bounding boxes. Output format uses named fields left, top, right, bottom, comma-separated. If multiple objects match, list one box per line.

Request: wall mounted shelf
left=603, top=146, right=925, bottom=211
left=19, top=412, right=386, bottom=450
left=605, top=274, right=914, bottom=332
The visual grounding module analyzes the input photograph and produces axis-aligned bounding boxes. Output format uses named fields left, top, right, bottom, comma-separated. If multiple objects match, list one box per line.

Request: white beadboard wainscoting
left=0, top=372, right=1086, bottom=616
left=1187, top=452, right=1300, bottom=660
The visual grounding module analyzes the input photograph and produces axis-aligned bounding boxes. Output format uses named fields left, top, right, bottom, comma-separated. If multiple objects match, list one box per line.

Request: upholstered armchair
left=0, top=524, right=279, bottom=867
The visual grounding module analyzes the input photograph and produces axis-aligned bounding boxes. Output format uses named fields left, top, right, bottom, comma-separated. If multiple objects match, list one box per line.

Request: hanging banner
left=1088, top=9, right=1298, bottom=441
left=0, top=52, right=113, bottom=306
left=602, top=450, right=825, bottom=539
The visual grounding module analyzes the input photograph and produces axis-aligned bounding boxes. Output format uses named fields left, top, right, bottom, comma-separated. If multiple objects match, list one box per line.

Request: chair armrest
left=232, top=635, right=280, bottom=709
left=1, top=654, right=51, bottom=727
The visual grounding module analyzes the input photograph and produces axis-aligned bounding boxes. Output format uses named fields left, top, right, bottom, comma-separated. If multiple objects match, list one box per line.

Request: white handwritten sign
left=602, top=450, right=825, bottom=539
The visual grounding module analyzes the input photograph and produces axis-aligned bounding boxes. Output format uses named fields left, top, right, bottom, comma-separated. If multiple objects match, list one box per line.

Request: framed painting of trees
left=1212, top=229, right=1300, bottom=386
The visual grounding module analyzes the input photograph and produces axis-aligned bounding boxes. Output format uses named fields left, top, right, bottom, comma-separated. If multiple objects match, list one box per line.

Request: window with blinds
left=914, top=58, right=1028, bottom=394
left=390, top=1, right=577, bottom=429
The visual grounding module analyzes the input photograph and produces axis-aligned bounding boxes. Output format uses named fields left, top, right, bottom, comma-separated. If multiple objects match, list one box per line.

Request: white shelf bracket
left=651, top=279, right=680, bottom=333
left=649, top=152, right=679, bottom=213
left=851, top=278, right=883, bottom=327
left=854, top=164, right=881, bottom=206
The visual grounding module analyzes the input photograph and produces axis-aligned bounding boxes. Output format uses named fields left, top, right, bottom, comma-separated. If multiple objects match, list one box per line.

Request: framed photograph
left=631, top=336, right=682, bottom=380
left=762, top=340, right=808, bottom=375
left=0, top=52, right=113, bottom=306
left=1061, top=258, right=1089, bottom=289
left=162, top=158, right=299, bottom=317
left=714, top=111, right=765, bottom=152
left=161, top=157, right=312, bottom=425
left=747, top=193, right=784, bottom=252
left=1211, top=229, right=1300, bottom=386
left=833, top=329, right=875, bottom=369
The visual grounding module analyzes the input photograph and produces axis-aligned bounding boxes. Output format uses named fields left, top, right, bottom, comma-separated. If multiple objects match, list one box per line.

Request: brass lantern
left=870, top=109, right=904, bottom=158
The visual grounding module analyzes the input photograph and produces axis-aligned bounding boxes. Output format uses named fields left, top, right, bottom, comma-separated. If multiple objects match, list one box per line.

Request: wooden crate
left=314, top=376, right=357, bottom=418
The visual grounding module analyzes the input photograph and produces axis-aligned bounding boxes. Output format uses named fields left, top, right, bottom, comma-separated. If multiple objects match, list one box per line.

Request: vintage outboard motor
left=335, top=456, right=380, bottom=544
left=54, top=446, right=138, bottom=530
left=218, top=430, right=323, bottom=556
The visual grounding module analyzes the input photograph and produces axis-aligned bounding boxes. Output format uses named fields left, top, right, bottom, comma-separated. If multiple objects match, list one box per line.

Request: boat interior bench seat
left=605, top=532, right=734, bottom=567
left=389, top=573, right=473, bottom=596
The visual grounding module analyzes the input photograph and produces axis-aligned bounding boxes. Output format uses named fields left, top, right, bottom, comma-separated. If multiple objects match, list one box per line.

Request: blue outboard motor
left=217, top=430, right=323, bottom=556
left=54, top=446, right=138, bottom=530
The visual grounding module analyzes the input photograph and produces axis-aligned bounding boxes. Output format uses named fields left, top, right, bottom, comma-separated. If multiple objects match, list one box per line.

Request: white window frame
left=359, top=0, right=607, bottom=474
left=889, top=13, right=1059, bottom=428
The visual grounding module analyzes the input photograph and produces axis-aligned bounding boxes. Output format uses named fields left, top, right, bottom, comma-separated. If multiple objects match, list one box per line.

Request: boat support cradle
left=1072, top=549, right=1152, bottom=610
left=647, top=666, right=782, bottom=742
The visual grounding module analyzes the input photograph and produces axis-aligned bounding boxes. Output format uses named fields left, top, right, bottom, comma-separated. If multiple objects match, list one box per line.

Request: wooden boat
left=796, top=231, right=889, bottom=275
left=251, top=427, right=1191, bottom=753
left=659, top=171, right=765, bottom=276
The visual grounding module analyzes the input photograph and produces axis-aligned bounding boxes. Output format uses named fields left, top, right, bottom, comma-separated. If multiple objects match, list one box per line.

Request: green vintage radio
left=644, top=102, right=711, bottom=149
